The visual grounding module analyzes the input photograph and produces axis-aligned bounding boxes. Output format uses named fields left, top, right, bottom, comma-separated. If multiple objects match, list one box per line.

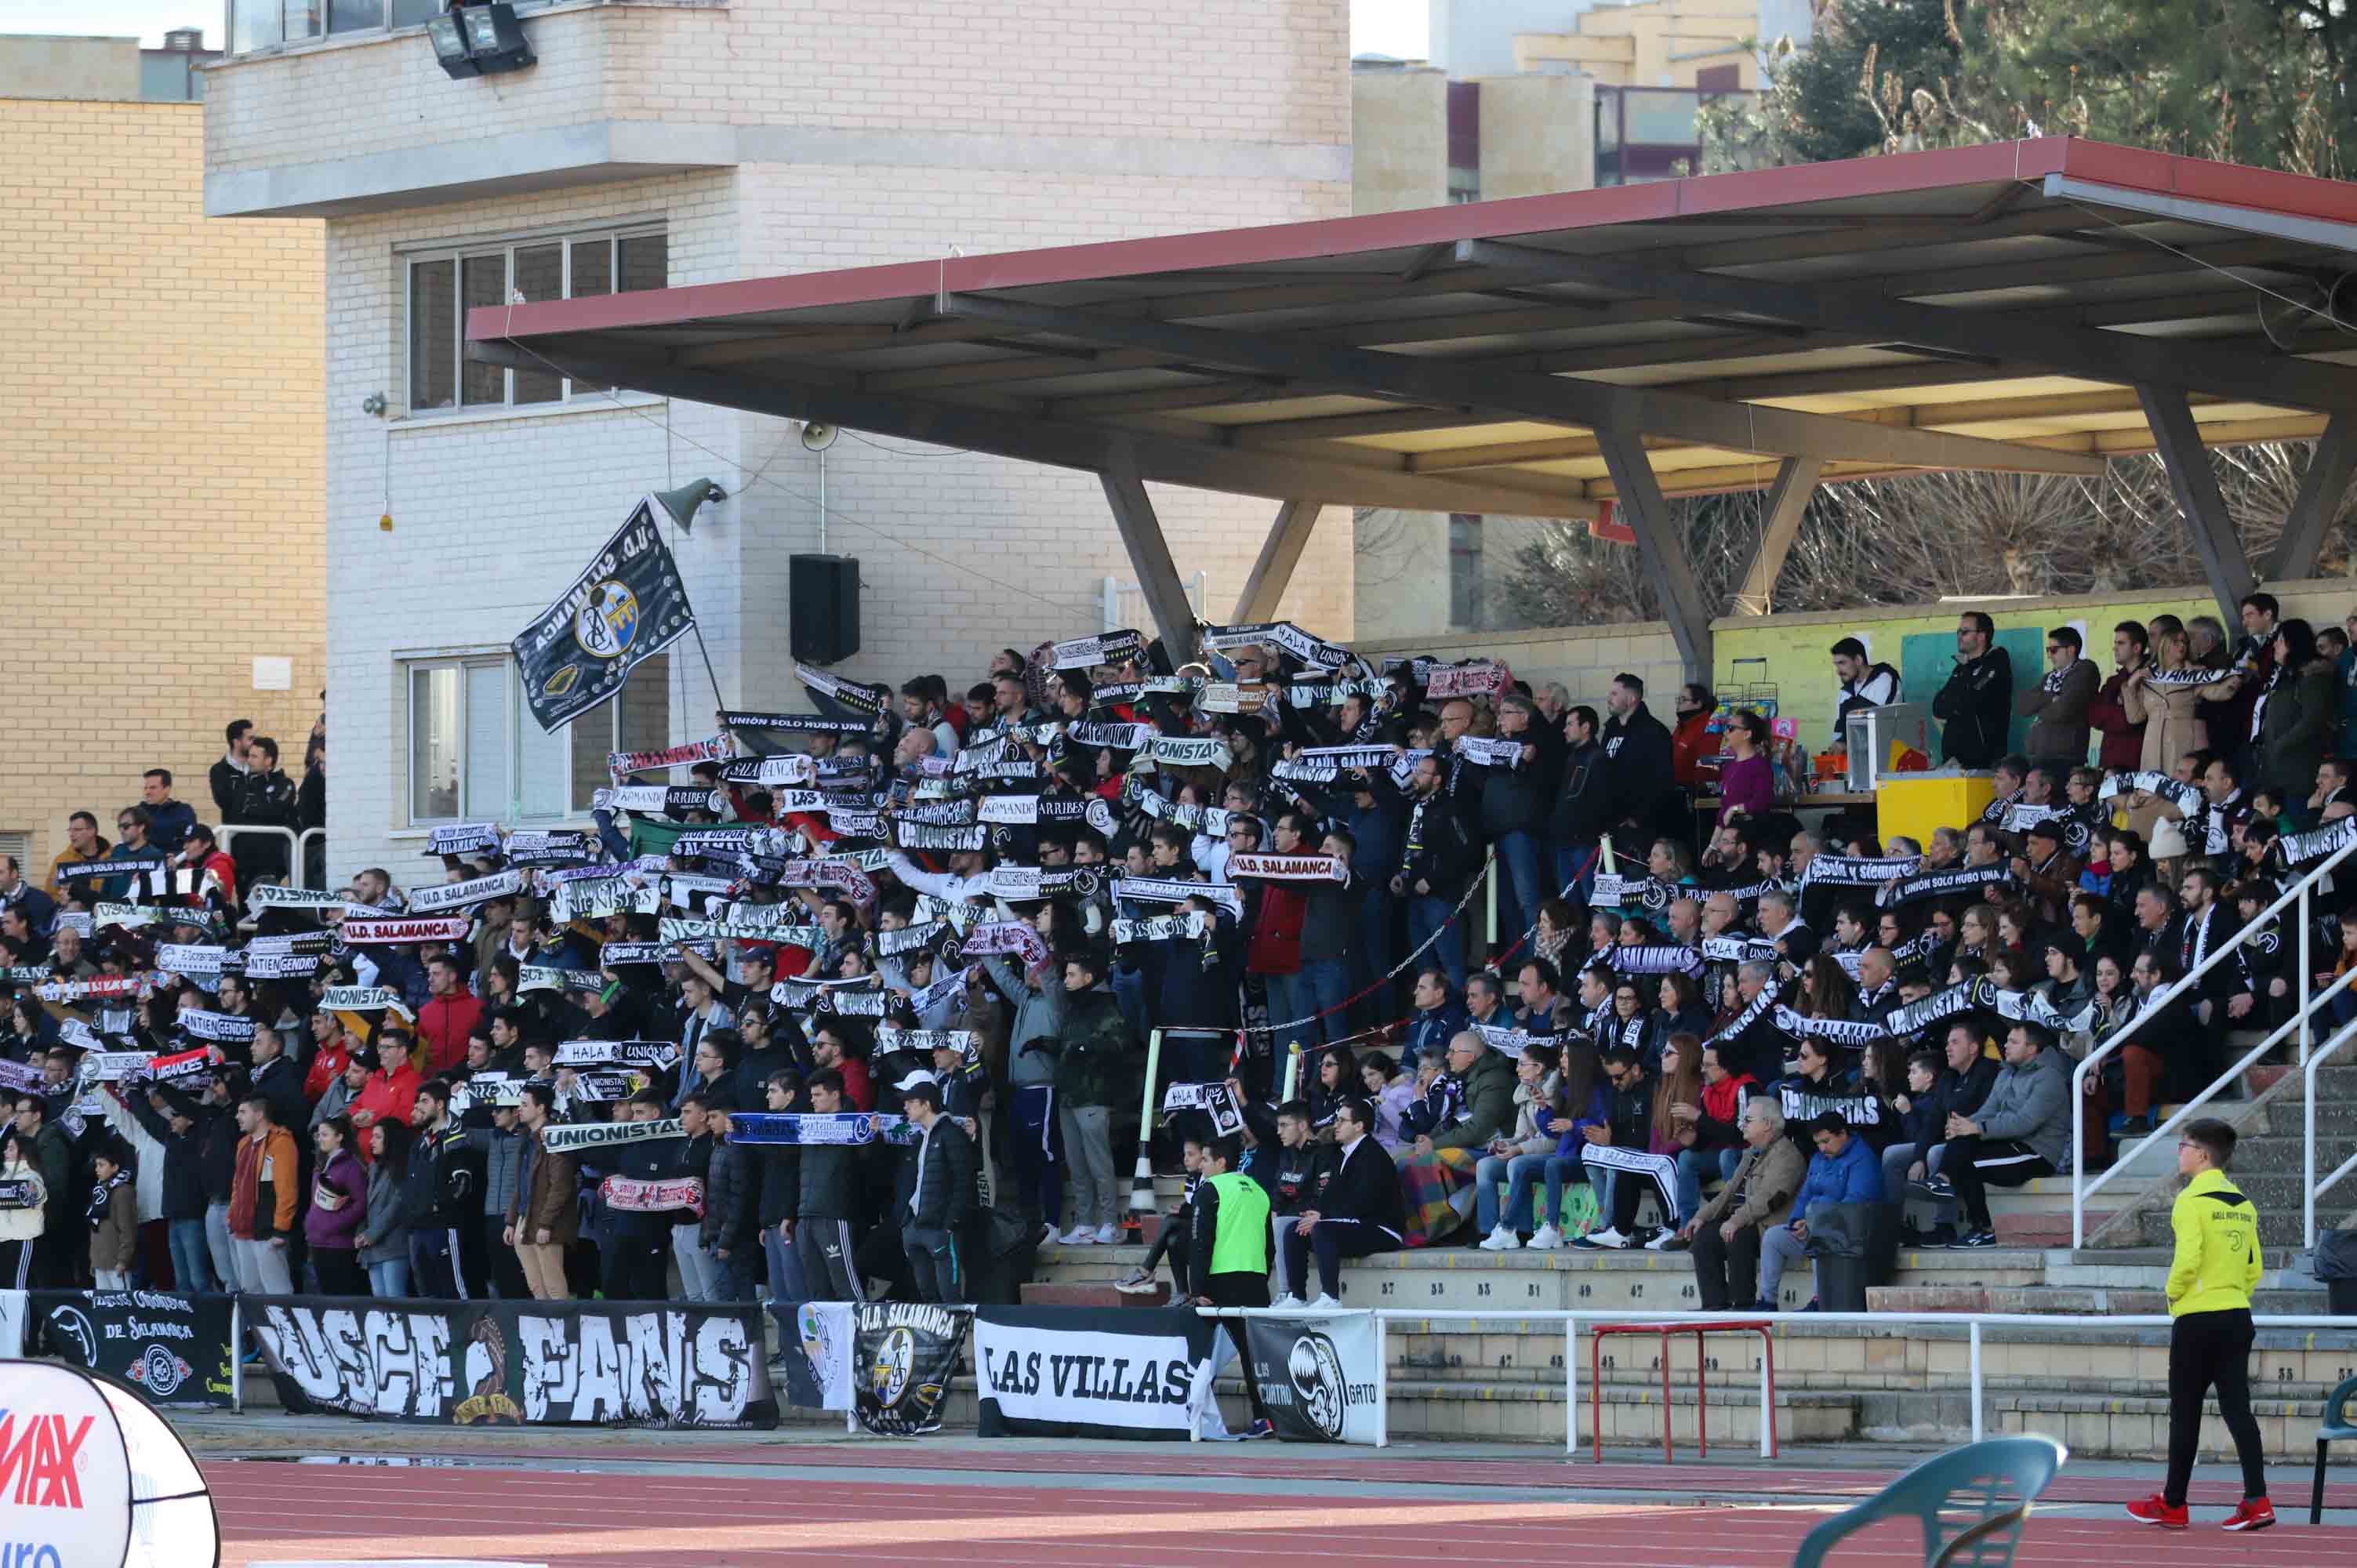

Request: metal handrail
left=1186, top=1307, right=2357, bottom=1453
left=2308, top=1010, right=2357, bottom=1247
left=295, top=826, right=325, bottom=890
left=2072, top=829, right=2357, bottom=1248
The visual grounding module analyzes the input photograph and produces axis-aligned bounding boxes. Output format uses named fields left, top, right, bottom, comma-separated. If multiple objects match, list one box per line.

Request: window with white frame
left=405, top=227, right=666, bottom=416
left=231, top=0, right=557, bottom=55
left=405, top=652, right=670, bottom=826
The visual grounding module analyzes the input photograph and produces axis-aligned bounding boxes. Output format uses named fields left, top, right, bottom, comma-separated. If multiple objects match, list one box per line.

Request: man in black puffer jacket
left=894, top=1076, right=979, bottom=1302
left=702, top=1103, right=761, bottom=1301
left=599, top=1091, right=681, bottom=1302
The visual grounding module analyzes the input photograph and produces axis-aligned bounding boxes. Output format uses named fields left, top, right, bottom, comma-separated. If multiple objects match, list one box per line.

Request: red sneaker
left=2222, top=1497, right=2276, bottom=1532
left=2125, top=1494, right=2189, bottom=1530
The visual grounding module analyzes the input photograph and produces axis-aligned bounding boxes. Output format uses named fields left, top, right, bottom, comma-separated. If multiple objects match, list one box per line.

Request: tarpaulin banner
left=971, top=1306, right=1220, bottom=1440
left=31, top=1289, right=234, bottom=1410
left=339, top=916, right=473, bottom=945
left=853, top=1301, right=970, bottom=1436
left=1242, top=1312, right=1382, bottom=1444
left=513, top=498, right=698, bottom=733
left=249, top=1296, right=776, bottom=1427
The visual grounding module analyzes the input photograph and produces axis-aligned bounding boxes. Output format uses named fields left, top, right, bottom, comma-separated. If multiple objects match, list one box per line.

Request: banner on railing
left=28, top=1288, right=234, bottom=1410
left=249, top=1296, right=777, bottom=1428
left=853, top=1301, right=968, bottom=1436
left=1242, top=1311, right=1382, bottom=1444
left=972, top=1306, right=1219, bottom=1440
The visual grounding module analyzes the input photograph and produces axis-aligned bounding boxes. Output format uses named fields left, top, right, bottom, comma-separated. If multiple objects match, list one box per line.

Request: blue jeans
left=1494, top=829, right=1546, bottom=950
left=368, top=1258, right=411, bottom=1298
left=1477, top=1152, right=1583, bottom=1234
left=1300, top=958, right=1352, bottom=1045
left=1675, top=1146, right=1744, bottom=1221
left=1407, top=895, right=1467, bottom=989
left=1553, top=840, right=1598, bottom=904
left=1262, top=969, right=1313, bottom=1043
left=167, top=1218, right=212, bottom=1294
left=1353, top=887, right=1395, bottom=1027
left=710, top=1244, right=758, bottom=1302
left=1111, top=967, right=1149, bottom=1044
left=764, top=1223, right=807, bottom=1348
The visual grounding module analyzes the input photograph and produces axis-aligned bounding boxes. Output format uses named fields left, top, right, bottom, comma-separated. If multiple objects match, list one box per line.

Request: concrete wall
left=1475, top=72, right=1596, bottom=201
left=0, top=98, right=324, bottom=874
left=1513, top=0, right=1764, bottom=88
left=1360, top=578, right=2357, bottom=746
left=1351, top=67, right=1448, bottom=214
left=212, top=0, right=1354, bottom=876
left=0, top=34, right=140, bottom=101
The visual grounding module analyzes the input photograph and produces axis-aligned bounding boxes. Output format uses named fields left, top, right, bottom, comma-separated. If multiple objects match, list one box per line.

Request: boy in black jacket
left=1275, top=1098, right=1402, bottom=1308
left=895, top=1077, right=979, bottom=1302
left=781, top=1069, right=863, bottom=1301
left=703, top=1104, right=762, bottom=1301
left=1260, top=1100, right=1333, bottom=1300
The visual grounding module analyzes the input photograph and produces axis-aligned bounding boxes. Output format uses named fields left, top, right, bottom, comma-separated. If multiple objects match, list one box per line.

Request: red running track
left=209, top=1462, right=2344, bottom=1567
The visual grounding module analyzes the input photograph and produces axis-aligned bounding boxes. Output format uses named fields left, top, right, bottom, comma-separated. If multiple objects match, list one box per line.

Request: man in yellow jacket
left=2126, top=1117, right=2273, bottom=1532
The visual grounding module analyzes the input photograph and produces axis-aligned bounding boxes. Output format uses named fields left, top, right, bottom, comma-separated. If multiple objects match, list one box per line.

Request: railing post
left=2302, top=882, right=2314, bottom=1065
left=2310, top=1049, right=2322, bottom=1252
left=1564, top=1319, right=1579, bottom=1458
left=1374, top=1312, right=1389, bottom=1449
left=231, top=1295, right=244, bottom=1414
left=1968, top=1319, right=1982, bottom=1444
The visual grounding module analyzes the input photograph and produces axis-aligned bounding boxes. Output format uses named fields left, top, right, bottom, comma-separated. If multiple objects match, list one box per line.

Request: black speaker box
left=790, top=553, right=861, bottom=665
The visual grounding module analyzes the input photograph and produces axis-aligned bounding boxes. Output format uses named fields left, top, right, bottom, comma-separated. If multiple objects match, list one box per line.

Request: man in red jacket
left=416, top=956, right=485, bottom=1076
left=350, top=1029, right=423, bottom=1159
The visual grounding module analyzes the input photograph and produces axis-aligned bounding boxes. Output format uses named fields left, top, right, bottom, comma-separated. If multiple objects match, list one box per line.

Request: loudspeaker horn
left=655, top=477, right=726, bottom=532
left=799, top=421, right=839, bottom=452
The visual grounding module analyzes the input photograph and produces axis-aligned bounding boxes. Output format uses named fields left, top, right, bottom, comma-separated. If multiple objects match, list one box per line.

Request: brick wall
left=0, top=99, right=324, bottom=875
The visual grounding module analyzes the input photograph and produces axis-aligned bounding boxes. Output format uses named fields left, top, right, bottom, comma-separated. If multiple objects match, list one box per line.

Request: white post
left=1373, top=1313, right=1389, bottom=1449
left=1280, top=1040, right=1302, bottom=1105
left=1757, top=1332, right=1772, bottom=1457
left=1564, top=1319, right=1580, bottom=1457
left=2301, top=883, right=2314, bottom=1064
left=231, top=1297, right=245, bottom=1414
left=1968, top=1319, right=1984, bottom=1444
left=1102, top=575, right=1119, bottom=633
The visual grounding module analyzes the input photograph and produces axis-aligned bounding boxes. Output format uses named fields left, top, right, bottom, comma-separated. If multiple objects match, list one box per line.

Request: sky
left=0, top=0, right=1429, bottom=56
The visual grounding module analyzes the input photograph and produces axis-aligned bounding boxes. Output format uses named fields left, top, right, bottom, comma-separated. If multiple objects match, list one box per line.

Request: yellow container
left=1876, top=773, right=1996, bottom=850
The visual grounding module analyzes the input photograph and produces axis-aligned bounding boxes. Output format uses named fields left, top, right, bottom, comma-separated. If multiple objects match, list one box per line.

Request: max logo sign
left=0, top=1412, right=92, bottom=1508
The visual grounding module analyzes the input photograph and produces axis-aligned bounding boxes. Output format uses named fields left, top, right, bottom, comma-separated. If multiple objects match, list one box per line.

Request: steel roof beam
left=1729, top=456, right=1825, bottom=615
left=1459, top=238, right=2357, bottom=413
left=1231, top=499, right=1327, bottom=622
left=2266, top=411, right=2357, bottom=583
left=2139, top=383, right=2258, bottom=624
left=940, top=296, right=2108, bottom=477
left=468, top=341, right=1600, bottom=520
left=1100, top=445, right=1202, bottom=665
left=1596, top=427, right=1714, bottom=679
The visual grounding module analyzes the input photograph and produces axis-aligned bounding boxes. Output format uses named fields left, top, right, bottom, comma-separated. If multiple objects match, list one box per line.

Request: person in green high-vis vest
left=1189, top=1135, right=1276, bottom=1439
left=1190, top=1136, right=1271, bottom=1309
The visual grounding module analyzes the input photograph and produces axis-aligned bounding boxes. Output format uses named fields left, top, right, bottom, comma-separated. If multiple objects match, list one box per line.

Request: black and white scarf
left=85, top=1167, right=129, bottom=1231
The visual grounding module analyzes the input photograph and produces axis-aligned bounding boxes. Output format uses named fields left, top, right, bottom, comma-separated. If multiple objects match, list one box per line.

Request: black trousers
left=1943, top=1136, right=2054, bottom=1230
left=601, top=1223, right=670, bottom=1301
left=2166, top=1307, right=2268, bottom=1506
left=313, top=1247, right=366, bottom=1297
left=482, top=1215, right=531, bottom=1299
left=1141, top=1215, right=1193, bottom=1294
left=1691, top=1221, right=1763, bottom=1310
left=902, top=1225, right=966, bottom=1303
left=1201, top=1270, right=1270, bottom=1424
left=1279, top=1217, right=1397, bottom=1300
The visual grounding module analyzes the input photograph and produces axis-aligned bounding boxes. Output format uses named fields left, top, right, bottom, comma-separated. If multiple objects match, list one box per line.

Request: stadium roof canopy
left=471, top=137, right=2357, bottom=674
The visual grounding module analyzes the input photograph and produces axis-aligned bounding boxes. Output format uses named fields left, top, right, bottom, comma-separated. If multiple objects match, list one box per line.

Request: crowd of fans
left=0, top=590, right=2352, bottom=1330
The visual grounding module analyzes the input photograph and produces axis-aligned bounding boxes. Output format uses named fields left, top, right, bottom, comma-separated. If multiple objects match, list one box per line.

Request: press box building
left=204, top=0, right=1353, bottom=876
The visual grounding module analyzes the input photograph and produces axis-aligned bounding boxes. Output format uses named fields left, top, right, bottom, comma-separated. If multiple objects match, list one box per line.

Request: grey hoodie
left=1963, top=1042, right=2072, bottom=1172
left=986, top=955, right=1066, bottom=1089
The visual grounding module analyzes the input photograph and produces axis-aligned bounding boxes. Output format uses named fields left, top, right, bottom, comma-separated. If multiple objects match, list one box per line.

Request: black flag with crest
left=513, top=497, right=696, bottom=732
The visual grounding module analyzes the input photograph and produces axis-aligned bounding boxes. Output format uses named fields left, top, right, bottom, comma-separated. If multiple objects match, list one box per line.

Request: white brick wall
left=282, top=5, right=1354, bottom=878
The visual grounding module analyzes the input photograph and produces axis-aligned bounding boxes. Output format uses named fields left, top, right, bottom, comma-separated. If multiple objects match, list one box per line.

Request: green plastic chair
left=2313, top=1373, right=2357, bottom=1523
left=1790, top=1436, right=2066, bottom=1568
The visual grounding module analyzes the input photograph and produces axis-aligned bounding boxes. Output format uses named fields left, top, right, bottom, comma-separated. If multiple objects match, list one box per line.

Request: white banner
left=971, top=1309, right=1218, bottom=1439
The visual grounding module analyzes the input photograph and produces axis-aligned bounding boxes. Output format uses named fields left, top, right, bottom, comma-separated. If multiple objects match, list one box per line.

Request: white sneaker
left=1478, top=1223, right=1522, bottom=1251
left=1307, top=1293, right=1342, bottom=1309
left=1643, top=1229, right=1680, bottom=1251
left=1039, top=1222, right=1061, bottom=1247
left=1094, top=1222, right=1120, bottom=1243
left=1114, top=1269, right=1157, bottom=1295
left=1573, top=1226, right=1629, bottom=1250
left=1527, top=1224, right=1566, bottom=1251
left=1271, top=1293, right=1306, bottom=1309
left=1061, top=1225, right=1099, bottom=1244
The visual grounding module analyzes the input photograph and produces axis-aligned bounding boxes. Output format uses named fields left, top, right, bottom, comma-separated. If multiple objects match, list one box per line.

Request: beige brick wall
left=0, top=99, right=325, bottom=877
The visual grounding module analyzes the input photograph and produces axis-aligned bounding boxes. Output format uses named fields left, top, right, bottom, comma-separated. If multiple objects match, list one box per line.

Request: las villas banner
left=971, top=1306, right=1221, bottom=1440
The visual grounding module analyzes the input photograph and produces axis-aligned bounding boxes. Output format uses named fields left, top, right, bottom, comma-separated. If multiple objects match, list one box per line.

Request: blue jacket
left=145, top=800, right=198, bottom=855
left=1791, top=1132, right=1883, bottom=1225
left=1404, top=1000, right=1469, bottom=1069
left=1546, top=1084, right=1611, bottom=1159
